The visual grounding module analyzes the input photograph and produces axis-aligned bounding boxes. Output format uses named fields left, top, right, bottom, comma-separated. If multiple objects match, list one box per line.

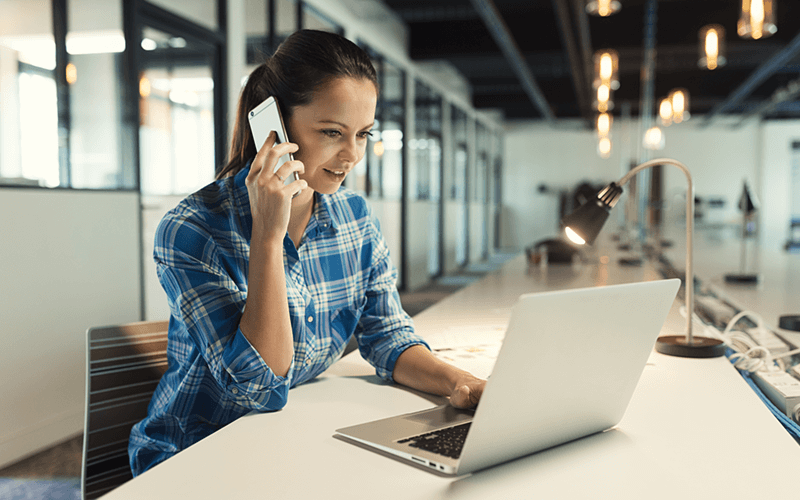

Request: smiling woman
left=128, top=29, right=486, bottom=478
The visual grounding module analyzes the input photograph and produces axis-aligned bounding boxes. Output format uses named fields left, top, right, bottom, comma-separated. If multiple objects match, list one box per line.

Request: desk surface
left=104, top=239, right=800, bottom=499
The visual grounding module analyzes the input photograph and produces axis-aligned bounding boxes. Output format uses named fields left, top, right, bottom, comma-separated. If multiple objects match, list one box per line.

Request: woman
left=129, top=30, right=485, bottom=476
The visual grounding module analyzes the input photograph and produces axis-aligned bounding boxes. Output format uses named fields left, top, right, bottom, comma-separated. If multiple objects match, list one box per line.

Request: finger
left=450, top=385, right=472, bottom=409
left=274, top=160, right=305, bottom=182
left=259, top=142, right=300, bottom=181
left=248, top=131, right=278, bottom=182
left=287, top=179, right=308, bottom=198
left=468, top=384, right=482, bottom=406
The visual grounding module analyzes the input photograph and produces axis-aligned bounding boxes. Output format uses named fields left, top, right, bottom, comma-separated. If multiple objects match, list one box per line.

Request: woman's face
left=286, top=77, right=377, bottom=195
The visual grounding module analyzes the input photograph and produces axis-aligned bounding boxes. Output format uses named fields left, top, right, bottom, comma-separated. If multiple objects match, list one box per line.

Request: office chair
left=82, top=320, right=169, bottom=500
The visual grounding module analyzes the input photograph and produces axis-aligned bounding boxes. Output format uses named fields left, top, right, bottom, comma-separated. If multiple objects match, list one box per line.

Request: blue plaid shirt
left=129, top=164, right=428, bottom=475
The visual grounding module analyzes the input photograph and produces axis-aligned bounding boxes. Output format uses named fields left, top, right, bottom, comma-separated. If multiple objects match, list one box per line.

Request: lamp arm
left=617, top=158, right=695, bottom=343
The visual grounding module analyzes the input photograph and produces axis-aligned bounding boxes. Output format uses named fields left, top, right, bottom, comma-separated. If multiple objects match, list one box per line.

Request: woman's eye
left=322, top=130, right=341, bottom=138
left=358, top=131, right=373, bottom=139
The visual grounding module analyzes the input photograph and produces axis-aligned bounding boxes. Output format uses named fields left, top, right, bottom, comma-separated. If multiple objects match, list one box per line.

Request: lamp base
left=655, top=335, right=726, bottom=358
left=724, top=273, right=761, bottom=284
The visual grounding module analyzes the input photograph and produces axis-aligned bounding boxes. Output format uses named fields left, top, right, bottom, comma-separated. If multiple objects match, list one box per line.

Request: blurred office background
left=1, top=0, right=799, bottom=479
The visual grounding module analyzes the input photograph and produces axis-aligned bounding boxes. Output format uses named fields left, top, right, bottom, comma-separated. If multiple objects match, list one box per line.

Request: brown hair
left=217, top=29, right=379, bottom=179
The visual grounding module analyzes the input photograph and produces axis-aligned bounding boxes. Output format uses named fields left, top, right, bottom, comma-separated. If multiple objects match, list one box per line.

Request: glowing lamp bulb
left=565, top=227, right=586, bottom=245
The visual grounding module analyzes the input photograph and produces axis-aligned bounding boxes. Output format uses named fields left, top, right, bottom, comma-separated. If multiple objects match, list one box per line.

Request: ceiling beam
left=572, top=0, right=594, bottom=94
left=552, top=0, right=592, bottom=125
left=702, top=30, right=800, bottom=126
left=468, top=0, right=556, bottom=123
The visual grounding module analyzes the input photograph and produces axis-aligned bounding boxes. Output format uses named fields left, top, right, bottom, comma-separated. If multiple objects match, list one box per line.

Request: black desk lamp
left=561, top=158, right=726, bottom=358
left=724, top=180, right=761, bottom=284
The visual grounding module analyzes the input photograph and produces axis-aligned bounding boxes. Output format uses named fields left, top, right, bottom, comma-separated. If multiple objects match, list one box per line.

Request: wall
left=502, top=121, right=620, bottom=250
left=760, top=121, right=800, bottom=252
left=500, top=118, right=788, bottom=251
left=0, top=189, right=141, bottom=469
left=658, top=119, right=761, bottom=227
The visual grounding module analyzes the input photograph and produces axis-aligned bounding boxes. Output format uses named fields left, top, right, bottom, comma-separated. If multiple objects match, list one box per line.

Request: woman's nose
left=339, top=136, right=359, bottom=163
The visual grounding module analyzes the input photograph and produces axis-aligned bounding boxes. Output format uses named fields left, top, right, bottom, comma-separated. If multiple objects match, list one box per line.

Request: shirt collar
left=313, top=189, right=342, bottom=232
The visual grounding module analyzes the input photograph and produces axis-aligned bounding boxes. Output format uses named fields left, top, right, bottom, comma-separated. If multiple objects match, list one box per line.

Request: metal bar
left=53, top=0, right=71, bottom=187
left=734, top=77, right=800, bottom=127
left=572, top=0, right=594, bottom=97
left=703, top=29, right=800, bottom=125
left=640, top=0, right=657, bottom=136
left=469, top=0, right=556, bottom=123
left=268, top=0, right=276, bottom=53
left=637, top=0, right=657, bottom=240
left=552, top=0, right=591, bottom=125
left=297, top=0, right=304, bottom=31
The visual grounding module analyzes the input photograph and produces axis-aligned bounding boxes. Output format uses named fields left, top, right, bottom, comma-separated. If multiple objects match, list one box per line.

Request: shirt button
left=307, top=316, right=314, bottom=323
left=306, top=358, right=312, bottom=365
left=231, top=388, right=239, bottom=395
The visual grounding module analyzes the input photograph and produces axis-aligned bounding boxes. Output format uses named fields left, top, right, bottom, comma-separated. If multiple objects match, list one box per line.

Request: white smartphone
left=247, top=96, right=300, bottom=188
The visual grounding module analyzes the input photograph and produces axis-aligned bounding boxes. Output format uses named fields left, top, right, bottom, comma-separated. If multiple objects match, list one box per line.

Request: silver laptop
left=335, top=279, right=680, bottom=475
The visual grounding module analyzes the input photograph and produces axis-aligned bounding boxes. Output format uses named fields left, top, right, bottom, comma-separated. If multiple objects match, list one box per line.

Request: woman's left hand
left=449, top=374, right=486, bottom=409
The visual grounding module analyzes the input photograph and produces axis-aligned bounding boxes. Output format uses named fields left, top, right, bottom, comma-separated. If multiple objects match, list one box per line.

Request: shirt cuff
left=220, top=326, right=293, bottom=411
left=379, top=339, right=431, bottom=382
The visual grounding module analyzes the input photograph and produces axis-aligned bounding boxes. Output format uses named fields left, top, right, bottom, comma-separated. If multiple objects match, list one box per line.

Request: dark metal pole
left=53, top=0, right=71, bottom=187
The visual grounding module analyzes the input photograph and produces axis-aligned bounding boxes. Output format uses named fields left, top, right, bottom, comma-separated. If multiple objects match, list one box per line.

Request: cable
left=678, top=307, right=788, bottom=373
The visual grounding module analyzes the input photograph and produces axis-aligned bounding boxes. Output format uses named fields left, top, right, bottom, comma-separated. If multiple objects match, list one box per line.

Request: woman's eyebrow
left=318, top=120, right=375, bottom=130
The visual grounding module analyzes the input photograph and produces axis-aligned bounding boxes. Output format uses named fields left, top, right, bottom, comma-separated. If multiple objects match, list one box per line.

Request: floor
left=0, top=252, right=515, bottom=496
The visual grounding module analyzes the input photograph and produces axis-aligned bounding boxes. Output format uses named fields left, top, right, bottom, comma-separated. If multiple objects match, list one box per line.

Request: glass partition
left=475, top=122, right=490, bottom=258
left=381, top=59, right=404, bottom=201
left=68, top=0, right=130, bottom=188
left=451, top=106, right=469, bottom=266
left=139, top=26, right=217, bottom=195
left=414, top=81, right=443, bottom=277
left=0, top=0, right=59, bottom=187
left=412, top=82, right=442, bottom=201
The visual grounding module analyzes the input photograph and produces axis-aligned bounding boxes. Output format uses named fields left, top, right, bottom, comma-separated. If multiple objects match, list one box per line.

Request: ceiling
left=380, top=0, right=800, bottom=125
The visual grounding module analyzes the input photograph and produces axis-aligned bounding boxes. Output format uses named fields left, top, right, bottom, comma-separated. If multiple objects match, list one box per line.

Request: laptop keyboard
left=397, top=422, right=472, bottom=459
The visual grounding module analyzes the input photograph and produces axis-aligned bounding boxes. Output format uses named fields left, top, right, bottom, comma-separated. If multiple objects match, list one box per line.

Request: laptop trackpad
left=403, top=405, right=474, bottom=427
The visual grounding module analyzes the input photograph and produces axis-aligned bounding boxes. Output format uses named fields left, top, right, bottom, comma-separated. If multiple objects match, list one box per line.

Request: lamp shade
left=739, top=180, right=759, bottom=214
left=562, top=182, right=623, bottom=245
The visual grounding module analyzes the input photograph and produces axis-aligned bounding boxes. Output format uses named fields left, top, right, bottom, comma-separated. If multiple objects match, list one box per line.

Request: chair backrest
left=82, top=320, right=169, bottom=500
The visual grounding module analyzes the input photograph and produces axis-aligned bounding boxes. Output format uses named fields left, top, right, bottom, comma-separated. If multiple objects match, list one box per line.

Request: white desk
left=103, top=243, right=800, bottom=499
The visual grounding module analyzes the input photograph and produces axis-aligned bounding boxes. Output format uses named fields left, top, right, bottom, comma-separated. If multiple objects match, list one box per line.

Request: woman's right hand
left=245, top=131, right=307, bottom=245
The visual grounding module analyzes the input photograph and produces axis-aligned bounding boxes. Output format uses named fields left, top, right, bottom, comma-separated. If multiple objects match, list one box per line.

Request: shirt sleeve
left=354, top=210, right=430, bottom=381
left=155, top=209, right=291, bottom=412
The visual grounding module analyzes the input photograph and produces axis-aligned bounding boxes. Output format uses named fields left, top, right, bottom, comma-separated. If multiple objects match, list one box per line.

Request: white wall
left=0, top=189, right=141, bottom=469
left=658, top=119, right=761, bottom=227
left=500, top=118, right=791, bottom=252
left=502, top=121, right=620, bottom=249
left=760, top=121, right=800, bottom=252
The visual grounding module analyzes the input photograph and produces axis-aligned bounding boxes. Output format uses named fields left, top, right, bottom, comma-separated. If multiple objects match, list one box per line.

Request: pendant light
left=669, top=89, right=690, bottom=124
left=699, top=25, right=727, bottom=70
left=738, top=0, right=776, bottom=40
left=593, top=50, right=620, bottom=90
left=586, top=0, right=621, bottom=17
